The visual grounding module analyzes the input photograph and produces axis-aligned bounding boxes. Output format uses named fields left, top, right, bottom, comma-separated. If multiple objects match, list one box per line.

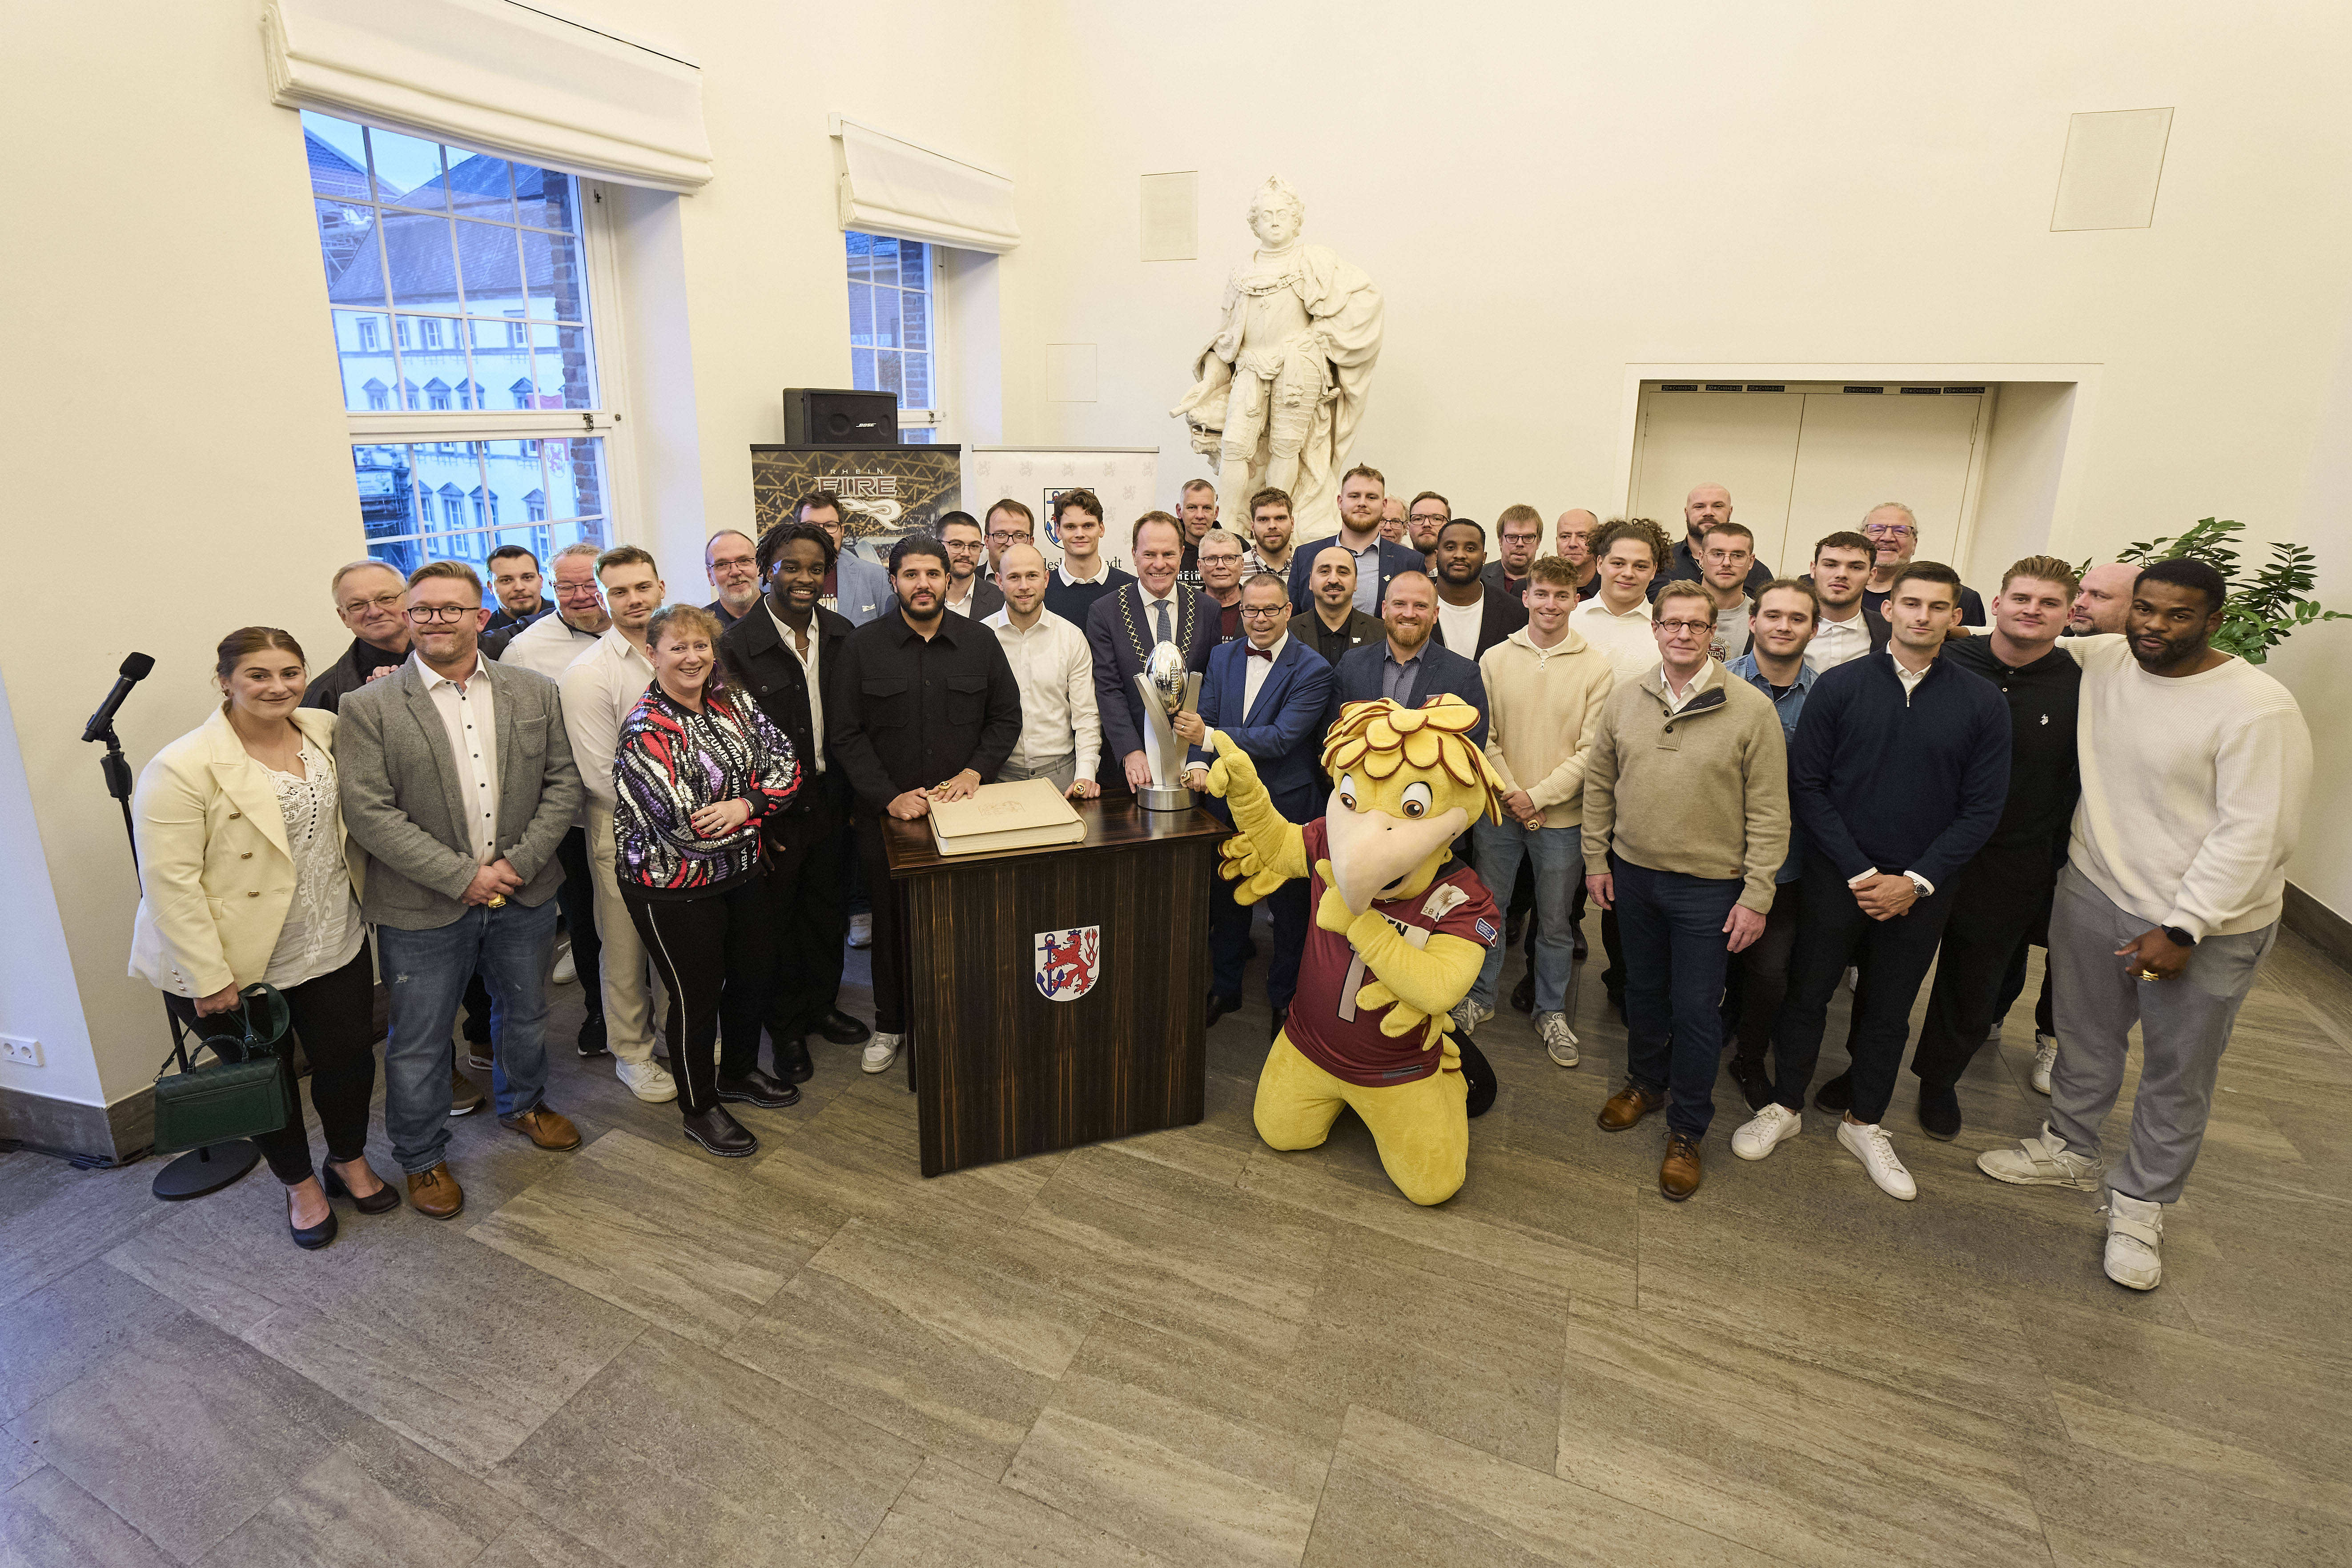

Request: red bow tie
left=1246, top=645, right=1274, bottom=660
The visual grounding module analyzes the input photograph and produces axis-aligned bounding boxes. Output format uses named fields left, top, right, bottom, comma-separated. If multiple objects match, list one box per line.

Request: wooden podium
left=882, top=798, right=1227, bottom=1176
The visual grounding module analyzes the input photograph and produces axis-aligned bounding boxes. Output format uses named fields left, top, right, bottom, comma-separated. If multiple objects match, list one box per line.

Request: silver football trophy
left=1134, top=642, right=1202, bottom=811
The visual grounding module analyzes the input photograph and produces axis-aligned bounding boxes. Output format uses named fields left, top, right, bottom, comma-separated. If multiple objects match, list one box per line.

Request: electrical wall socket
left=1, top=1036, right=40, bottom=1067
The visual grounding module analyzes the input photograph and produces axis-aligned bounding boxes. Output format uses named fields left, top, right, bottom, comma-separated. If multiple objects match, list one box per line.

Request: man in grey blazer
left=798, top=491, right=889, bottom=625
left=338, top=560, right=586, bottom=1220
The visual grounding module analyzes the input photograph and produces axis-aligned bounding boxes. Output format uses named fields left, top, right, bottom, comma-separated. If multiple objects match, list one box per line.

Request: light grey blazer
left=836, top=551, right=889, bottom=626
left=335, top=658, right=583, bottom=931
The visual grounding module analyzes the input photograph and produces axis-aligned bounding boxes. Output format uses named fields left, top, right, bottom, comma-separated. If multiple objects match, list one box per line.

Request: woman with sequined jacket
left=612, top=603, right=800, bottom=1157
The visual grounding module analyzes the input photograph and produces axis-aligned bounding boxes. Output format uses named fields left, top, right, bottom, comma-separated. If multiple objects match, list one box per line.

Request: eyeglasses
left=340, top=591, right=404, bottom=616
left=406, top=604, right=478, bottom=624
left=986, top=529, right=1031, bottom=544
left=1655, top=619, right=1714, bottom=636
left=1238, top=605, right=1288, bottom=620
left=1864, top=523, right=1917, bottom=538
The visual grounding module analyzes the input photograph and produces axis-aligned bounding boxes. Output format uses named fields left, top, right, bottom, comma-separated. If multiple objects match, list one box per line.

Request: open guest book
left=927, top=778, right=1086, bottom=856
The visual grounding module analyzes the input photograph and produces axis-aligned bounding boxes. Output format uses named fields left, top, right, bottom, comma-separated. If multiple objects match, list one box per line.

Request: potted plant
left=2113, top=517, right=2348, bottom=663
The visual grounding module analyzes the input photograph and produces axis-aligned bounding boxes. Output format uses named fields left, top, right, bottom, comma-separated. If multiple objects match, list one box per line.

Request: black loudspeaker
left=783, top=387, right=899, bottom=446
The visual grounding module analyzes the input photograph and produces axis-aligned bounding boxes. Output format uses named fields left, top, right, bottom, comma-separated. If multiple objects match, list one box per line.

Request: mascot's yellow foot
left=1254, top=1030, right=1468, bottom=1206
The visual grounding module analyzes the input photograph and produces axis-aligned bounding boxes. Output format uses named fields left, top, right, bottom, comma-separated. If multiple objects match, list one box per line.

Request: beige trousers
left=585, top=804, right=662, bottom=1066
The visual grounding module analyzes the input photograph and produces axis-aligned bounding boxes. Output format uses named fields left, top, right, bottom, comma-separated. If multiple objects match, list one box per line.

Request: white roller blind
left=832, top=116, right=1019, bottom=253
left=262, top=0, right=713, bottom=193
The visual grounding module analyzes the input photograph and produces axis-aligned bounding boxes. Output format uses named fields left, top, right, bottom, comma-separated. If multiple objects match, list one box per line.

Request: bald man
left=2068, top=563, right=2136, bottom=635
left=1653, top=483, right=1773, bottom=599
left=1555, top=509, right=1600, bottom=599
left=985, top=542, right=1102, bottom=798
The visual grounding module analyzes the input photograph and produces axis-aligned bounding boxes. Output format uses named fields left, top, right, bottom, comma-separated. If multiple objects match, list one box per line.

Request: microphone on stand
left=83, top=652, right=156, bottom=744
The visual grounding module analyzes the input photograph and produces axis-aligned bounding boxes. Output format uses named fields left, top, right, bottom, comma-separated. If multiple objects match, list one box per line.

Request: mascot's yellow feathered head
left=1316, top=695, right=1507, bottom=914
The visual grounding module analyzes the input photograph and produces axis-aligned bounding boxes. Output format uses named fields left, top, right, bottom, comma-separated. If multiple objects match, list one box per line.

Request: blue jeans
left=1470, top=819, right=1580, bottom=1015
left=1612, top=854, right=1742, bottom=1139
left=378, top=898, right=559, bottom=1174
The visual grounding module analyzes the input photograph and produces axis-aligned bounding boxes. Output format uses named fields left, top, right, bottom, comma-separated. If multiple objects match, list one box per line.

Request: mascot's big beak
left=1325, top=802, right=1469, bottom=917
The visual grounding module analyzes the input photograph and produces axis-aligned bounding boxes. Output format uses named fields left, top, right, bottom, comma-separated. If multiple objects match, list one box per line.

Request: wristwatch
left=2160, top=925, right=2197, bottom=949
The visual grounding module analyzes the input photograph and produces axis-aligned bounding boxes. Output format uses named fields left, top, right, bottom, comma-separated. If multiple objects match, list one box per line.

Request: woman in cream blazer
left=129, top=627, right=397, bottom=1247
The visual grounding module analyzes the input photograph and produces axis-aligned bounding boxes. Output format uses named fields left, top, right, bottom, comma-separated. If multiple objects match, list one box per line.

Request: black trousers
left=764, top=792, right=851, bottom=1053
left=1770, top=854, right=1959, bottom=1124
left=1614, top=856, right=1743, bottom=1139
left=1992, top=928, right=2056, bottom=1036
left=1912, top=848, right=2059, bottom=1089
left=1209, top=783, right=1318, bottom=1012
left=554, top=825, right=602, bottom=1015
left=625, top=875, right=774, bottom=1115
left=853, top=813, right=908, bottom=1034
left=164, top=945, right=376, bottom=1186
left=1724, top=880, right=1805, bottom=1065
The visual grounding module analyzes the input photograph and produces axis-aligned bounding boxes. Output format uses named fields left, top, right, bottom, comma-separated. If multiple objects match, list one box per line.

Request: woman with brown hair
left=129, top=627, right=396, bottom=1247
left=613, top=603, right=801, bottom=1157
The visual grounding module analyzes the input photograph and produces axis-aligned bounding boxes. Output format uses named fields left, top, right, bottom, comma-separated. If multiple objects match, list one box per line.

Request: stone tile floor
left=4, top=913, right=2348, bottom=1567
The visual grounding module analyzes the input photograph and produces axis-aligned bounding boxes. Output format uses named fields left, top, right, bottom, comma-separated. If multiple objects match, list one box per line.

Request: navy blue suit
left=1287, top=536, right=1430, bottom=616
left=1323, top=638, right=1490, bottom=750
left=1187, top=635, right=1334, bottom=1014
left=1085, top=584, right=1222, bottom=793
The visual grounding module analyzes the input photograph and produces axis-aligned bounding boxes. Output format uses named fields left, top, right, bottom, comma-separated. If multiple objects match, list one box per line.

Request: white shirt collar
left=1249, top=632, right=1290, bottom=662
left=1058, top=558, right=1106, bottom=586
left=416, top=651, right=489, bottom=691
left=1137, top=582, right=1178, bottom=608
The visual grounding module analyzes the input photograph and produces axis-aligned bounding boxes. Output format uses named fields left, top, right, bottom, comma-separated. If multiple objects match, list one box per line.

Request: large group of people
left=125, top=468, right=2311, bottom=1295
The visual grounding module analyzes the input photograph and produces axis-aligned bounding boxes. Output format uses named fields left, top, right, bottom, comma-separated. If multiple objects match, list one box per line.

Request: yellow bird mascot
left=1199, top=693, right=1507, bottom=1205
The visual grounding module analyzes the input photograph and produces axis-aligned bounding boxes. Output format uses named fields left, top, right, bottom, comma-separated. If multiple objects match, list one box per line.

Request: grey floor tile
left=0, top=1150, right=173, bottom=1313
left=0, top=1262, right=185, bottom=1424
left=0, top=1431, right=37, bottom=1491
left=1302, top=1403, right=1774, bottom=1568
left=468, top=1511, right=634, bottom=1568
left=467, top=1127, right=809, bottom=1349
left=0, top=1467, right=176, bottom=1568
left=2026, top=1437, right=2352, bottom=1568
left=855, top=1455, right=1170, bottom=1568
left=190, top=1429, right=509, bottom=1568
left=491, top=1325, right=922, bottom=1568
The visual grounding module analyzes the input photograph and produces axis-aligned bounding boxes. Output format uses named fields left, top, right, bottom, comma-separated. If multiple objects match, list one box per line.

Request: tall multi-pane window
left=305, top=110, right=615, bottom=572
left=845, top=231, right=937, bottom=442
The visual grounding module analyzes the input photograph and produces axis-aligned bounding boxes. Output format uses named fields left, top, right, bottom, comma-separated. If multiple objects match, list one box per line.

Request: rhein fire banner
left=750, top=445, right=963, bottom=563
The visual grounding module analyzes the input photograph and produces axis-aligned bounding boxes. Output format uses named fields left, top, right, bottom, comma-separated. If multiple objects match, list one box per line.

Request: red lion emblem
left=1034, top=926, right=1102, bottom=1001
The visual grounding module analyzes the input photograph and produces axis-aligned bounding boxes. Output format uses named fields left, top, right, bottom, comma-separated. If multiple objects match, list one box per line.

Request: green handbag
left=151, top=984, right=293, bottom=1155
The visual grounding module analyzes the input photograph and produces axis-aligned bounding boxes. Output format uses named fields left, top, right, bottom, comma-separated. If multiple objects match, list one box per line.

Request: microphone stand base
left=151, top=1140, right=262, bottom=1201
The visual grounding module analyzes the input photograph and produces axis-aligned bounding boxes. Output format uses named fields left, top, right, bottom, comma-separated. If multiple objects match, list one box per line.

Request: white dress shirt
left=1571, top=596, right=1657, bottom=686
left=558, top=627, right=655, bottom=813
left=416, top=651, right=500, bottom=864
left=1806, top=608, right=1874, bottom=674
left=1058, top=559, right=1110, bottom=587
left=499, top=611, right=606, bottom=682
left=1137, top=583, right=1182, bottom=644
left=766, top=603, right=825, bottom=774
left=985, top=605, right=1101, bottom=778
left=1242, top=632, right=1289, bottom=719
left=1660, top=658, right=1716, bottom=716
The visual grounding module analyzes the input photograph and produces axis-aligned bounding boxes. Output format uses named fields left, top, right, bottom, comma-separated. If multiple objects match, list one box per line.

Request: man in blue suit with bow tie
left=1180, top=572, right=1335, bottom=1039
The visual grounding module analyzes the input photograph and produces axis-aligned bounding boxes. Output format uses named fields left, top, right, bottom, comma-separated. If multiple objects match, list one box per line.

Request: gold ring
left=488, top=894, right=507, bottom=909
left=2134, top=967, right=2158, bottom=981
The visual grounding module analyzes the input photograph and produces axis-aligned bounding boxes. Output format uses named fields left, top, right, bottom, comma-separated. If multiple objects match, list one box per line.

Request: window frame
left=843, top=230, right=946, bottom=438
left=313, top=113, right=641, bottom=555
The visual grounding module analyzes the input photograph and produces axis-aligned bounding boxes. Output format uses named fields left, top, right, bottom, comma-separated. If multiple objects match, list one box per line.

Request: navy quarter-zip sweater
left=1787, top=649, right=2010, bottom=890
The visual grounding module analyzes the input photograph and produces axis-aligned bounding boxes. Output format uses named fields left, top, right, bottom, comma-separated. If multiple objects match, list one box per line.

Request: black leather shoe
left=1917, top=1080, right=1963, bottom=1141
left=776, top=1035, right=815, bottom=1085
left=1509, top=971, right=1535, bottom=1014
left=1269, top=1008, right=1287, bottom=1043
left=1727, top=1054, right=1772, bottom=1113
left=682, top=1106, right=759, bottom=1158
left=322, top=1160, right=401, bottom=1214
left=716, top=1069, right=801, bottom=1110
left=1813, top=1070, right=1854, bottom=1114
left=1572, top=931, right=1590, bottom=962
left=1206, top=993, right=1241, bottom=1028
left=1460, top=1036, right=1498, bottom=1119
left=809, top=1008, right=871, bottom=1045
left=287, top=1192, right=338, bottom=1251
left=577, top=1012, right=609, bottom=1057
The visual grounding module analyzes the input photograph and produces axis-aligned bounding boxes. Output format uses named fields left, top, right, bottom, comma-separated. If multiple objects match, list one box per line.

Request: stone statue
left=1172, top=177, right=1382, bottom=540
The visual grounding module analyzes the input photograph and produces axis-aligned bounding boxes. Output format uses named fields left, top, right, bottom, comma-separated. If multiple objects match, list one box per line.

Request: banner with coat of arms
left=963, top=447, right=1161, bottom=572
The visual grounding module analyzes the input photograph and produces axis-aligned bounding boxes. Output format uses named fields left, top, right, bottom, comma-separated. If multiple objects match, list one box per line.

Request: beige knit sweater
left=1477, top=626, right=1618, bottom=830
left=1580, top=659, right=1790, bottom=912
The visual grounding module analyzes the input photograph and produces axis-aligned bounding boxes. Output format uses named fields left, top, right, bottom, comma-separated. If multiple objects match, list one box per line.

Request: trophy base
left=1136, top=784, right=1196, bottom=812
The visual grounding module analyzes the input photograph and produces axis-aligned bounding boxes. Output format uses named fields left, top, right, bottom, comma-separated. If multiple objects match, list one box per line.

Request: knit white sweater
left=2067, top=635, right=2312, bottom=938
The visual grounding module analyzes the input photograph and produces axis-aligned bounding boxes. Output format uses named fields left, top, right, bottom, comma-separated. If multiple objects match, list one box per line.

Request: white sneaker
left=1732, top=1104, right=1802, bottom=1161
left=861, top=1032, right=901, bottom=1074
left=1536, top=1011, right=1579, bottom=1067
left=847, top=913, right=874, bottom=950
left=551, top=941, right=576, bottom=985
left=1837, top=1118, right=1917, bottom=1201
left=2030, top=1032, right=2057, bottom=1095
left=2102, top=1192, right=2163, bottom=1291
left=1976, top=1122, right=2099, bottom=1191
left=615, top=1057, right=679, bottom=1103
left=1448, top=999, right=1493, bottom=1036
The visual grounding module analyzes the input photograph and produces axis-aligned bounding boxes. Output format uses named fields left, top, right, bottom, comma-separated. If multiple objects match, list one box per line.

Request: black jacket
left=1305, top=607, right=1385, bottom=670
left=1436, top=587, right=1529, bottom=661
left=1086, top=585, right=1224, bottom=767
left=1937, top=636, right=2081, bottom=860
left=720, top=601, right=856, bottom=817
left=302, top=636, right=407, bottom=713
left=829, top=611, right=1025, bottom=811
left=1325, top=638, right=1491, bottom=749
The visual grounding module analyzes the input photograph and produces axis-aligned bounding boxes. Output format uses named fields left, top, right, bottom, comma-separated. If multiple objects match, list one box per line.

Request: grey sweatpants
left=2046, top=863, right=2277, bottom=1206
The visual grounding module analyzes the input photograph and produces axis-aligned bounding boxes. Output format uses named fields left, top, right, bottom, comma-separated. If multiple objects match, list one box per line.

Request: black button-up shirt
left=829, top=610, right=1025, bottom=810
left=1940, top=635, right=2081, bottom=857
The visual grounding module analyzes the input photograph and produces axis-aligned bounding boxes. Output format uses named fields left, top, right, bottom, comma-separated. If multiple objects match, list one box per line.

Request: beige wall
left=5, top=0, right=2349, bottom=1114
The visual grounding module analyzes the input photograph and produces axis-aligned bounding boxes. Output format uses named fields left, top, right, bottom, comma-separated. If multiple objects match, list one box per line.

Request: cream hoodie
left=1477, top=625, right=1617, bottom=830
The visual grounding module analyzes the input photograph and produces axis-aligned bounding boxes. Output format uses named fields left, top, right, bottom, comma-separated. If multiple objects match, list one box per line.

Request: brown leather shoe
left=498, top=1104, right=582, bottom=1151
left=1660, top=1132, right=1703, bottom=1201
left=406, top=1162, right=465, bottom=1220
left=1597, top=1080, right=1665, bottom=1132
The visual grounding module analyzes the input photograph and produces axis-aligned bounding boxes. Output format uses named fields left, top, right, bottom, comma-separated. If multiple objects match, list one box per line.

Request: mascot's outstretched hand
left=1202, top=729, right=1306, bottom=906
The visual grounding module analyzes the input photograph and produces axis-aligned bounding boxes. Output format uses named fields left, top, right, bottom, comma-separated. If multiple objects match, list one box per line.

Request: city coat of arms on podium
left=1033, top=926, right=1102, bottom=1001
